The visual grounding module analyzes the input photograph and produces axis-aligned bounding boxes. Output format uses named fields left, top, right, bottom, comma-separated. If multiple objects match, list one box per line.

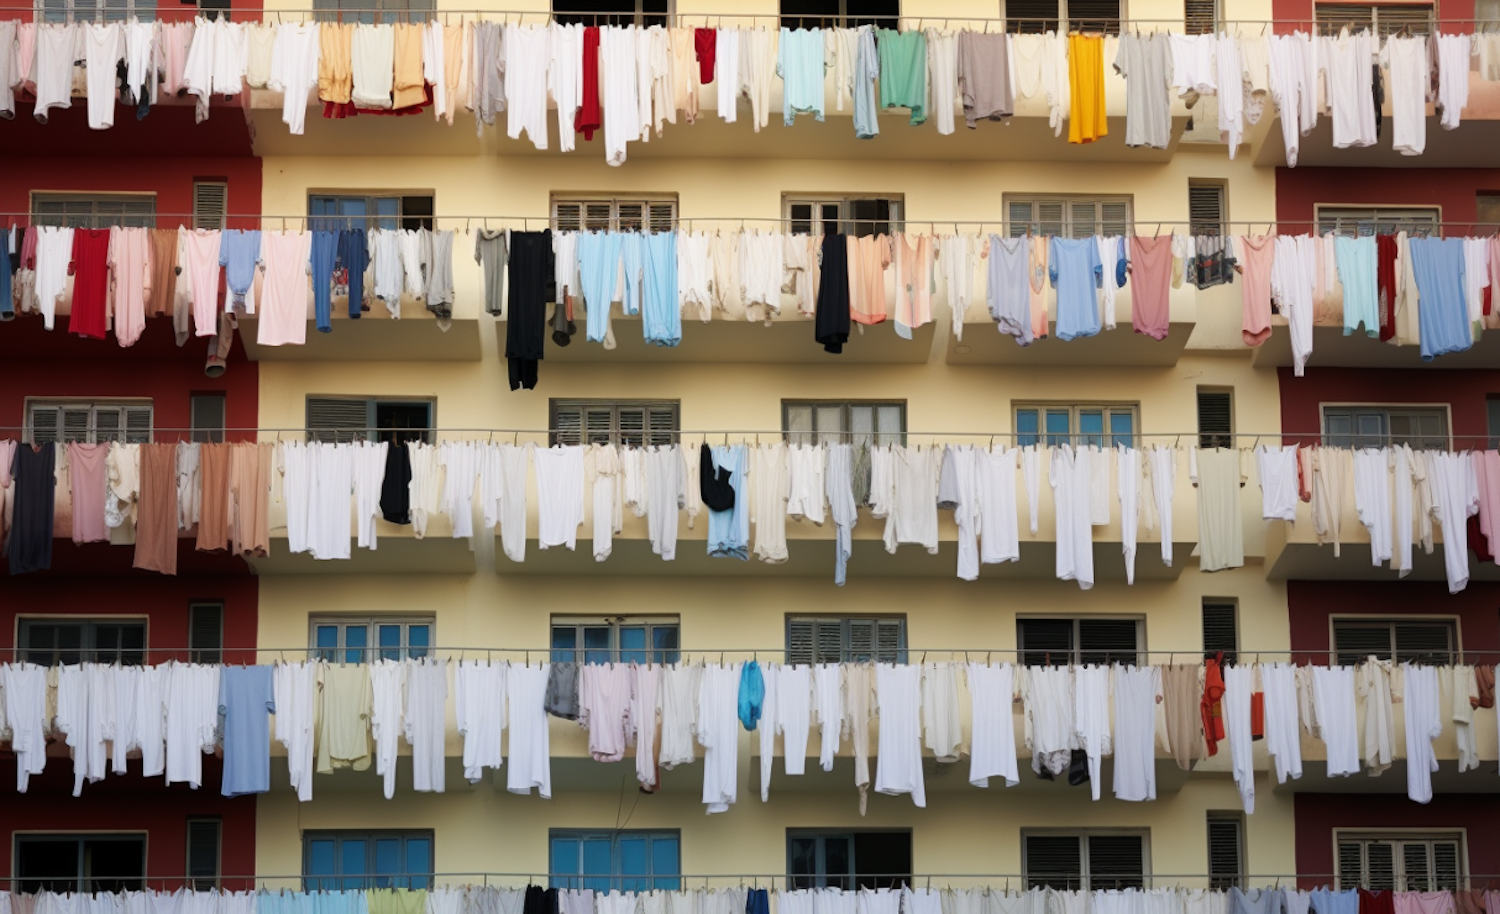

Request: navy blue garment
left=738, top=660, right=765, bottom=730
left=311, top=231, right=339, bottom=333
left=9, top=444, right=55, bottom=574
left=0, top=227, right=15, bottom=320
left=337, top=228, right=369, bottom=319
left=506, top=231, right=552, bottom=391
left=814, top=233, right=850, bottom=354
left=746, top=891, right=770, bottom=914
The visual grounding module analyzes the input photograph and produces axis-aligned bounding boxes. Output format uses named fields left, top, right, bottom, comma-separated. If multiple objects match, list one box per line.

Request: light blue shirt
left=218, top=665, right=275, bottom=797
left=1410, top=237, right=1471, bottom=360
left=218, top=229, right=262, bottom=306
left=1334, top=235, right=1378, bottom=337
left=853, top=26, right=880, bottom=140
left=577, top=231, right=624, bottom=344
left=1308, top=890, right=1359, bottom=914
left=778, top=28, right=826, bottom=126
left=1049, top=237, right=1103, bottom=341
left=707, top=445, right=749, bottom=560
left=642, top=232, right=680, bottom=347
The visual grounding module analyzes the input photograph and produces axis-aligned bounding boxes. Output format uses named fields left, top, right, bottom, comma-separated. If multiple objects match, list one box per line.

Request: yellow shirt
left=1067, top=34, right=1107, bottom=144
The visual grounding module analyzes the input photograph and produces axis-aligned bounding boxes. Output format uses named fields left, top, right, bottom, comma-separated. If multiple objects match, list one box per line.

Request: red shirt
left=695, top=28, right=716, bottom=84
left=68, top=228, right=111, bottom=340
left=575, top=27, right=601, bottom=140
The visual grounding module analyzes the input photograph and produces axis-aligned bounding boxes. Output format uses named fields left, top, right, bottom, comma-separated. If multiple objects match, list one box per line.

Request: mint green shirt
left=877, top=29, right=927, bottom=125
left=778, top=27, right=827, bottom=125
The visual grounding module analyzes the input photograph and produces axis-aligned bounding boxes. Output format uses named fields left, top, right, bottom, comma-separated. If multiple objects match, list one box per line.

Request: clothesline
left=42, top=645, right=1490, bottom=659
left=0, top=874, right=1463, bottom=882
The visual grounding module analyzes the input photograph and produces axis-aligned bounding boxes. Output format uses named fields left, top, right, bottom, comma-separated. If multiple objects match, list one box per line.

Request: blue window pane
left=407, top=625, right=430, bottom=660
left=375, top=198, right=400, bottom=231
left=315, top=626, right=338, bottom=663
left=581, top=838, right=612, bottom=894
left=344, top=625, right=368, bottom=665
left=1079, top=410, right=1104, bottom=449
left=653, top=626, right=680, bottom=665
left=307, top=839, right=336, bottom=891
left=373, top=838, right=400, bottom=889
left=651, top=837, right=681, bottom=891
left=618, top=837, right=648, bottom=893
left=550, top=837, right=581, bottom=889
left=551, top=627, right=578, bottom=665
left=1016, top=409, right=1039, bottom=448
left=1045, top=410, right=1071, bottom=448
left=619, top=627, right=646, bottom=666
left=583, top=627, right=611, bottom=666
left=339, top=840, right=366, bottom=891
left=378, top=625, right=402, bottom=662
left=1109, top=412, right=1134, bottom=449
left=405, top=838, right=432, bottom=890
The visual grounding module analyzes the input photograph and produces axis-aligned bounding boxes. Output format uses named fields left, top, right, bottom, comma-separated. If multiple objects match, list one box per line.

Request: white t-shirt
left=1319, top=29, right=1377, bottom=148
left=534, top=445, right=585, bottom=550
left=504, top=24, right=550, bottom=149
left=1111, top=664, right=1160, bottom=802
left=351, top=23, right=395, bottom=109
left=505, top=662, right=552, bottom=797
left=873, top=663, right=926, bottom=807
left=777, top=664, right=812, bottom=776
left=369, top=658, right=406, bottom=799
left=403, top=659, right=448, bottom=793
left=456, top=659, right=506, bottom=784
left=966, top=662, right=1019, bottom=788
left=786, top=443, right=826, bottom=524
left=82, top=24, right=123, bottom=130
left=921, top=662, right=964, bottom=762
left=812, top=662, right=843, bottom=771
left=1312, top=664, right=1359, bottom=776
left=1256, top=444, right=1299, bottom=521
left=698, top=663, right=742, bottom=813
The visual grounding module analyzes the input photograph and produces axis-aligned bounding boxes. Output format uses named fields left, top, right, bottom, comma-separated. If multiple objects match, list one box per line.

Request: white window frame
left=309, top=615, right=435, bottom=663
left=1021, top=830, right=1152, bottom=890
left=782, top=400, right=906, bottom=447
left=549, top=615, right=682, bottom=666
left=1014, top=402, right=1140, bottom=449
left=784, top=195, right=905, bottom=237
left=31, top=192, right=156, bottom=228
left=1320, top=403, right=1452, bottom=450
left=1314, top=205, right=1441, bottom=237
left=25, top=398, right=154, bottom=445
left=1329, top=616, right=1460, bottom=667
left=551, top=195, right=679, bottom=233
left=1313, top=3, right=1436, bottom=35
left=1334, top=830, right=1467, bottom=891
left=549, top=399, right=681, bottom=448
left=1004, top=195, right=1133, bottom=239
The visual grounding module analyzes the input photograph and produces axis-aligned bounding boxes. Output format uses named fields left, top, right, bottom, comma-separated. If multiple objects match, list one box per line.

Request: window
left=32, top=193, right=156, bottom=228
left=18, top=618, right=146, bottom=666
left=311, top=0, right=432, bottom=24
left=1005, top=196, right=1132, bottom=238
left=1189, top=182, right=1227, bottom=237
left=308, top=194, right=435, bottom=232
left=14, top=834, right=146, bottom=894
left=186, top=819, right=222, bottom=891
left=1023, top=833, right=1147, bottom=890
left=312, top=617, right=433, bottom=663
left=304, top=831, right=433, bottom=891
left=786, top=196, right=904, bottom=238
left=193, top=182, right=227, bottom=231
left=1201, top=600, right=1238, bottom=665
left=787, top=831, right=912, bottom=891
left=1322, top=406, right=1449, bottom=450
left=552, top=0, right=669, bottom=26
left=551, top=616, right=680, bottom=665
left=1336, top=833, right=1464, bottom=891
left=26, top=398, right=153, bottom=445
left=1314, top=3, right=1434, bottom=35
left=1478, top=194, right=1500, bottom=234
left=1005, top=0, right=1121, bottom=32
left=783, top=401, right=905, bottom=447
left=1018, top=617, right=1143, bottom=667
left=190, top=602, right=224, bottom=665
left=552, top=196, right=678, bottom=233
left=1332, top=618, right=1457, bottom=666
left=549, top=831, right=681, bottom=891
left=191, top=393, right=226, bottom=444
left=550, top=400, right=680, bottom=448
left=1315, top=206, right=1440, bottom=237
left=779, top=0, right=900, bottom=29
left=786, top=616, right=906, bottom=665
left=306, top=396, right=433, bottom=445
left=1015, top=404, right=1137, bottom=449
left=1197, top=389, right=1233, bottom=449
left=1184, top=0, right=1219, bottom=33
left=1207, top=815, right=1245, bottom=890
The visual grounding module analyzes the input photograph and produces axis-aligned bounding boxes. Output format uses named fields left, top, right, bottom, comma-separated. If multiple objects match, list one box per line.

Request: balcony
left=1251, top=319, right=1500, bottom=370
left=945, top=286, right=1198, bottom=367
left=1263, top=499, right=1500, bottom=583
left=248, top=508, right=478, bottom=575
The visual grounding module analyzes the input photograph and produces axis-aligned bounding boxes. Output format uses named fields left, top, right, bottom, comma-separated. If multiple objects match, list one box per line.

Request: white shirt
left=966, top=662, right=1019, bottom=788
left=534, top=445, right=585, bottom=551
left=1312, top=664, right=1360, bottom=777
left=369, top=658, right=406, bottom=799
left=273, top=660, right=318, bottom=801
left=786, top=443, right=826, bottom=524
left=921, top=662, right=964, bottom=762
left=698, top=663, right=742, bottom=813
left=268, top=22, right=320, bottom=136
left=403, top=659, right=448, bottom=793
left=505, top=662, right=552, bottom=797
left=456, top=659, right=506, bottom=784
left=873, top=663, right=926, bottom=807
left=1257, top=444, right=1299, bottom=521
left=1319, top=29, right=1377, bottom=148
left=505, top=24, right=551, bottom=149
left=1260, top=662, right=1302, bottom=784
left=1111, top=664, right=1160, bottom=802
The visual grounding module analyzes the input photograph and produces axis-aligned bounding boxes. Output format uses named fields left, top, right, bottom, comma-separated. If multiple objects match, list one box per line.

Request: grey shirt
left=544, top=661, right=579, bottom=720
left=987, top=235, right=1033, bottom=346
left=474, top=230, right=508, bottom=316
left=957, top=31, right=1014, bottom=127
left=1113, top=33, right=1172, bottom=149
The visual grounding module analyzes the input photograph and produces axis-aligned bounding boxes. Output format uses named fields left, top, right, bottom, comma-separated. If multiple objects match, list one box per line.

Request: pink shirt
left=179, top=228, right=222, bottom=338
left=1475, top=451, right=1500, bottom=566
left=68, top=442, right=110, bottom=544
left=1129, top=235, right=1172, bottom=341
left=1237, top=234, right=1275, bottom=346
left=257, top=230, right=312, bottom=347
left=161, top=21, right=193, bottom=96
left=108, top=226, right=153, bottom=348
left=1393, top=893, right=1456, bottom=914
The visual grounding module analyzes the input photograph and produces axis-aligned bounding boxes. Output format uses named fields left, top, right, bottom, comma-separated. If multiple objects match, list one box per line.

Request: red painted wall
left=1270, top=0, right=1476, bottom=34
left=1275, top=168, right=1500, bottom=233
left=0, top=756, right=258, bottom=890
left=1277, top=367, right=1500, bottom=448
left=1286, top=581, right=1500, bottom=664
left=1, top=154, right=261, bottom=229
left=1294, top=795, right=1500, bottom=889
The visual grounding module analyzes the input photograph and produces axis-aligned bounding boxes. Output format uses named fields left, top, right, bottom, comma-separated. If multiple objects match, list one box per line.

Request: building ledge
left=240, top=310, right=482, bottom=362
left=947, top=321, right=1195, bottom=367
left=1251, top=322, right=1500, bottom=370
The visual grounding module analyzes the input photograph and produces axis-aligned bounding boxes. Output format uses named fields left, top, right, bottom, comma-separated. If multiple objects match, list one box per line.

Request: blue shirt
left=310, top=231, right=339, bottom=333
left=1410, top=237, right=1471, bottom=360
left=707, top=445, right=749, bottom=560
left=1049, top=237, right=1103, bottom=341
left=853, top=27, right=880, bottom=140
left=1334, top=235, right=1378, bottom=337
left=1308, top=890, right=1359, bottom=914
left=643, top=232, right=681, bottom=347
left=778, top=28, right=825, bottom=125
left=738, top=660, right=765, bottom=730
left=218, top=230, right=262, bottom=306
left=337, top=228, right=369, bottom=319
left=218, top=665, right=275, bottom=797
left=577, top=231, right=623, bottom=344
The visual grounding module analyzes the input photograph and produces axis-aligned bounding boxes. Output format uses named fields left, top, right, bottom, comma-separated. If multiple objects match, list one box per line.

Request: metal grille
left=1189, top=183, right=1227, bottom=237
left=1197, top=389, right=1234, bottom=449
left=27, top=400, right=153, bottom=444
left=553, top=197, right=678, bottom=233
left=787, top=617, right=906, bottom=664
left=1201, top=602, right=1239, bottom=665
left=550, top=400, right=680, bottom=448
left=32, top=194, right=156, bottom=228
left=1007, top=197, right=1132, bottom=238
left=1314, top=3, right=1434, bottom=35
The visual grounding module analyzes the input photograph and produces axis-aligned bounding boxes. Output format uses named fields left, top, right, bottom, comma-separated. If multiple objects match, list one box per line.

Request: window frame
left=31, top=192, right=157, bottom=228
left=785, top=829, right=913, bottom=891
left=1183, top=0, right=1221, bottom=33
left=1201, top=599, right=1239, bottom=665
left=305, top=395, right=435, bottom=445
left=309, top=615, right=435, bottom=664
left=785, top=615, right=908, bottom=665
left=550, top=615, right=682, bottom=666
left=547, top=829, right=682, bottom=892
left=307, top=192, right=435, bottom=232
left=1188, top=181, right=1228, bottom=237
left=1004, top=194, right=1133, bottom=238
left=13, top=832, right=148, bottom=894
left=1313, top=3, right=1436, bottom=35
left=550, top=194, right=679, bottom=233
left=16, top=616, right=149, bottom=667
left=549, top=399, right=681, bottom=448
left=1021, top=830, right=1151, bottom=891
left=1197, top=388, right=1234, bottom=450
left=1004, top=0, right=1124, bottom=33
left=1206, top=813, right=1246, bottom=891
left=189, top=602, right=225, bottom=665
left=1329, top=616, right=1459, bottom=667
left=1017, top=616, right=1146, bottom=667
left=782, top=400, right=907, bottom=448
left=551, top=0, right=672, bottom=26
left=1334, top=830, right=1466, bottom=891
left=312, top=0, right=433, bottom=23
left=784, top=194, right=906, bottom=238
left=1314, top=205, right=1441, bottom=237
left=1320, top=403, right=1451, bottom=451
left=1014, top=402, right=1139, bottom=449
left=25, top=398, right=154, bottom=445
left=302, top=830, right=435, bottom=892
left=186, top=818, right=223, bottom=891
left=779, top=0, right=900, bottom=28
left=191, top=393, right=227, bottom=445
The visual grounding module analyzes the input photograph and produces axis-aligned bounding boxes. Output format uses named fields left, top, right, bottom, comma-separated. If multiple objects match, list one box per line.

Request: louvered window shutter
left=1037, top=202, right=1066, bottom=238
left=1404, top=843, right=1433, bottom=891
left=190, top=604, right=223, bottom=664
left=1184, top=0, right=1217, bottom=34
left=618, top=406, right=646, bottom=448
left=617, top=203, right=645, bottom=233
left=1431, top=841, right=1460, bottom=890
left=1338, top=841, right=1366, bottom=890
left=583, top=202, right=614, bottom=232
left=186, top=820, right=221, bottom=889
left=1019, top=619, right=1074, bottom=666
left=1078, top=619, right=1140, bottom=666
left=1334, top=624, right=1396, bottom=665
left=28, top=406, right=60, bottom=443
left=1189, top=184, right=1226, bottom=236
left=1201, top=602, right=1238, bottom=664
left=875, top=619, right=904, bottom=662
left=94, top=406, right=125, bottom=443
left=125, top=406, right=153, bottom=443
left=847, top=620, right=876, bottom=662
left=1065, top=0, right=1121, bottom=32
left=1375, top=4, right=1433, bottom=35
left=552, top=404, right=584, bottom=446
left=646, top=404, right=679, bottom=446
left=1207, top=817, right=1244, bottom=889
left=554, top=202, right=583, bottom=232
left=787, top=620, right=816, bottom=665
left=1025, top=835, right=1083, bottom=890
left=647, top=201, right=676, bottom=234
left=1366, top=843, right=1397, bottom=891
left=1197, top=390, right=1234, bottom=449
left=194, top=182, right=228, bottom=231
left=1006, top=0, right=1060, bottom=32
left=1393, top=623, right=1455, bottom=665
left=306, top=398, right=371, bottom=442
left=584, top=407, right=615, bottom=446
left=1008, top=201, right=1035, bottom=238
left=1100, top=202, right=1130, bottom=237
left=1088, top=836, right=1145, bottom=889
left=1070, top=201, right=1098, bottom=239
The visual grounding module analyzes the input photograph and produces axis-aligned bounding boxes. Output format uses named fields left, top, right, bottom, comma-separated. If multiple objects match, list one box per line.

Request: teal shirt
left=778, top=27, right=826, bottom=125
left=877, top=29, right=927, bottom=125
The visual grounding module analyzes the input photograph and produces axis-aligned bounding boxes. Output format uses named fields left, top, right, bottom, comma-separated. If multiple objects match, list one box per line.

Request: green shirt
left=877, top=30, right=927, bottom=125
